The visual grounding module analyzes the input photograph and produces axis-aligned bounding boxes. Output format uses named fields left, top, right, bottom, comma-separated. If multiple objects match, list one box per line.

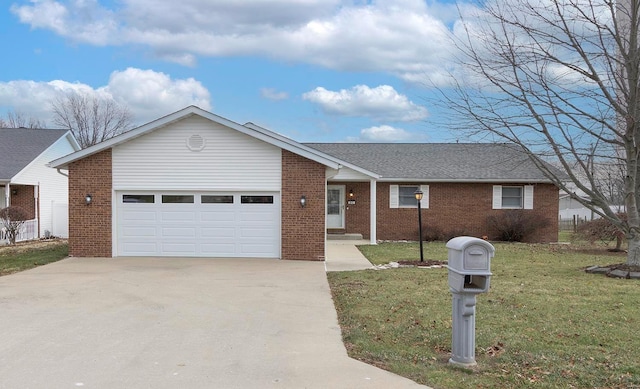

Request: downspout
left=56, top=168, right=69, bottom=177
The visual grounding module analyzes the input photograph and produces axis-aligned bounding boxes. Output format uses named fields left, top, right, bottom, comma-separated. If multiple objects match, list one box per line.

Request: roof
left=304, top=143, right=555, bottom=182
left=0, top=128, right=72, bottom=181
left=49, top=106, right=378, bottom=178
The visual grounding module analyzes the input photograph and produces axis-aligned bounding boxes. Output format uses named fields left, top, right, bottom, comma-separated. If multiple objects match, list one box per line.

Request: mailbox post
left=446, top=236, right=495, bottom=367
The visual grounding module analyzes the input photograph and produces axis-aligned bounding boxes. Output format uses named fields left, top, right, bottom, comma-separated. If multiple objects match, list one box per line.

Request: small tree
left=576, top=215, right=626, bottom=251
left=0, top=206, right=29, bottom=245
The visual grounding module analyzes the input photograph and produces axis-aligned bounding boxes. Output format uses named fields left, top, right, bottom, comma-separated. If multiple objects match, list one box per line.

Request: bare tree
left=50, top=92, right=134, bottom=148
left=442, top=0, right=640, bottom=266
left=0, top=110, right=45, bottom=128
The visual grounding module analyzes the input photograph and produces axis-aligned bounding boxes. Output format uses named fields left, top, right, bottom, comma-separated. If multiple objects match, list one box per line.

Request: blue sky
left=0, top=0, right=470, bottom=143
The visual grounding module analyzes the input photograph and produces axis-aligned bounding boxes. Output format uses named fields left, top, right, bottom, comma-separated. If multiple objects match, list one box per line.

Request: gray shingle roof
left=0, top=128, right=69, bottom=180
left=304, top=143, right=554, bottom=182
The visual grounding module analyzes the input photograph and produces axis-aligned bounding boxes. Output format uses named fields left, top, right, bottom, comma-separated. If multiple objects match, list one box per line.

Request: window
left=123, top=194, right=154, bottom=203
left=399, top=185, right=419, bottom=207
left=389, top=185, right=429, bottom=209
left=493, top=185, right=534, bottom=209
left=162, top=195, right=194, bottom=204
left=202, top=195, right=234, bottom=204
left=241, top=195, right=274, bottom=204
left=501, top=186, right=523, bottom=208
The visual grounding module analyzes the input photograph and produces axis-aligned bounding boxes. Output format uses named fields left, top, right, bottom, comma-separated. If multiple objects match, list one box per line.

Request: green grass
left=0, top=241, right=69, bottom=276
left=328, top=241, right=639, bottom=389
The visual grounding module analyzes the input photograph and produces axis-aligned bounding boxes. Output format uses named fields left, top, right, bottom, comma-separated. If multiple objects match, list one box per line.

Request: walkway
left=325, top=239, right=374, bottom=271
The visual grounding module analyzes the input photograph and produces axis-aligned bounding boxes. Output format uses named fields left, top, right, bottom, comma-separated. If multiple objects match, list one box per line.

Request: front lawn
left=328, top=241, right=639, bottom=388
left=0, top=240, right=69, bottom=276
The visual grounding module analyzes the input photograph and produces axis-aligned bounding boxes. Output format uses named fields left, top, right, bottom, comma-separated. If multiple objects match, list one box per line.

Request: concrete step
left=327, top=233, right=363, bottom=241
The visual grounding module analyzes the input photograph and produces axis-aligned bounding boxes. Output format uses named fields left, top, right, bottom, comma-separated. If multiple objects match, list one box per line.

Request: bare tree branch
left=440, top=0, right=640, bottom=265
left=50, top=92, right=134, bottom=148
left=0, top=110, right=45, bottom=129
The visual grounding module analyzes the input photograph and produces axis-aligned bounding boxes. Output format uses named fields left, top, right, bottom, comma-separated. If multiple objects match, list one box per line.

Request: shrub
left=487, top=210, right=550, bottom=242
left=575, top=214, right=626, bottom=251
left=0, top=206, right=29, bottom=245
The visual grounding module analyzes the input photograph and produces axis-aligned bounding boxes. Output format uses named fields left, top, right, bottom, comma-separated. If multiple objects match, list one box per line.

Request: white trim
left=370, top=179, right=377, bottom=244
left=420, top=185, right=429, bottom=209
left=493, top=185, right=534, bottom=210
left=492, top=185, right=502, bottom=209
left=524, top=185, right=534, bottom=209
left=50, top=106, right=381, bottom=178
left=389, top=185, right=399, bottom=208
left=327, top=185, right=345, bottom=229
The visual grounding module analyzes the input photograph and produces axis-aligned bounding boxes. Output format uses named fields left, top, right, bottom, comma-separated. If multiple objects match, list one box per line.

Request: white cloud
left=302, top=85, right=428, bottom=122
left=343, top=124, right=428, bottom=142
left=10, top=0, right=460, bottom=82
left=260, top=88, right=289, bottom=101
left=359, top=125, right=415, bottom=142
left=0, top=68, right=211, bottom=125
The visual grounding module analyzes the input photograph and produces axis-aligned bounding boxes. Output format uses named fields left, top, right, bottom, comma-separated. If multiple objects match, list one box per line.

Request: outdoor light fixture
left=11, top=189, right=17, bottom=196
left=349, top=189, right=354, bottom=198
left=300, top=195, right=306, bottom=208
left=85, top=194, right=93, bottom=205
left=414, top=189, right=424, bottom=262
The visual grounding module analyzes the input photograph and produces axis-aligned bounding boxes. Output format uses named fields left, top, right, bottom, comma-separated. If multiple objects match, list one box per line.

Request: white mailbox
left=446, top=236, right=494, bottom=293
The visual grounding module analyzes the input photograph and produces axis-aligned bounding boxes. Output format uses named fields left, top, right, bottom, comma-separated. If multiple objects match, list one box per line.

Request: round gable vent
left=187, top=134, right=206, bottom=151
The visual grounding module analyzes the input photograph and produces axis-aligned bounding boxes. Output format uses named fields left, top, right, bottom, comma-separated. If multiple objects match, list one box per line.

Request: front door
left=327, top=185, right=345, bottom=229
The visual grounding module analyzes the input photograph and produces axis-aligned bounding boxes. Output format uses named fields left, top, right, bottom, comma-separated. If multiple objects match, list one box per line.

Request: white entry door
left=327, top=185, right=345, bottom=229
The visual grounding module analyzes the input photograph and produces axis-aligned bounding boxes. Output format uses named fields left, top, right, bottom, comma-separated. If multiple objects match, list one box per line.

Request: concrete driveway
left=0, top=257, right=427, bottom=388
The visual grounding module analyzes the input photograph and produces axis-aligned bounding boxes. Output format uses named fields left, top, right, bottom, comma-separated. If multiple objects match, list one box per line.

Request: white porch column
left=370, top=179, right=377, bottom=244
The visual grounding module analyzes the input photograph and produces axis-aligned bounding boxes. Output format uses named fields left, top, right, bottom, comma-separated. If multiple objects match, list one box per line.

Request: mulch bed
left=0, top=239, right=67, bottom=255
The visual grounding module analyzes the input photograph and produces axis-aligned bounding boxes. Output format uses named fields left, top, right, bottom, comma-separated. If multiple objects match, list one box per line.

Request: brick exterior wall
left=68, top=149, right=112, bottom=257
left=281, top=150, right=326, bottom=260
left=8, top=185, right=37, bottom=220
left=340, top=181, right=559, bottom=243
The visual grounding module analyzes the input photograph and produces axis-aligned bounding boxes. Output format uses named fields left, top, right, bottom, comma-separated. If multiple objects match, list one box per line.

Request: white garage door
left=116, top=192, right=280, bottom=257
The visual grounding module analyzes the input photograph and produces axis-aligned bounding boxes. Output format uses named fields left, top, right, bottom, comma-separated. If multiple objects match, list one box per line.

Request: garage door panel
left=161, top=227, right=198, bottom=237
left=121, top=211, right=156, bottom=221
left=161, top=211, right=196, bottom=222
left=200, top=211, right=235, bottom=222
left=200, top=243, right=236, bottom=256
left=117, top=191, right=279, bottom=258
left=239, top=210, right=274, bottom=222
left=162, top=243, right=197, bottom=255
left=121, top=226, right=157, bottom=238
left=239, top=227, right=277, bottom=238
left=200, top=227, right=235, bottom=238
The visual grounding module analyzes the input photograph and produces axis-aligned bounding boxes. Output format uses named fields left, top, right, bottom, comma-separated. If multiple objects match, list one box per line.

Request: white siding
left=113, top=116, right=282, bottom=191
left=328, top=167, right=372, bottom=181
left=12, top=134, right=77, bottom=237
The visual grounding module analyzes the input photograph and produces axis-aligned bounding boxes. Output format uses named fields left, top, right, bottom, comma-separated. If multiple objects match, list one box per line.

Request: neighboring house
left=559, top=190, right=625, bottom=221
left=0, top=128, right=81, bottom=241
left=49, top=106, right=560, bottom=260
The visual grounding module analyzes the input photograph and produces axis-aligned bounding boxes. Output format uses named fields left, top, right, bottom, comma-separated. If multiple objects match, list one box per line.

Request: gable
left=0, top=129, right=73, bottom=180
left=112, top=115, right=282, bottom=191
